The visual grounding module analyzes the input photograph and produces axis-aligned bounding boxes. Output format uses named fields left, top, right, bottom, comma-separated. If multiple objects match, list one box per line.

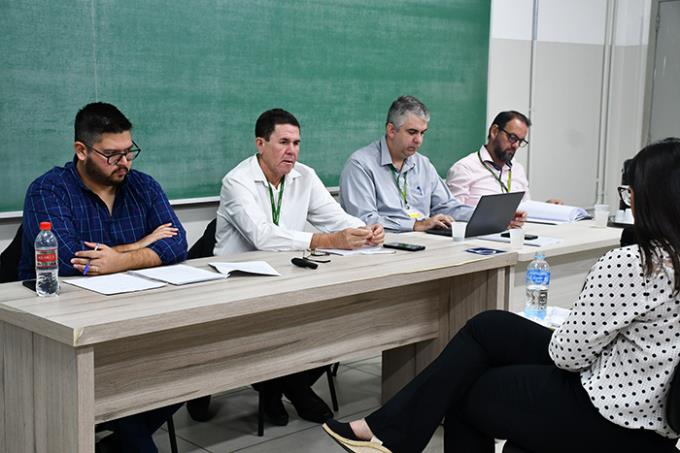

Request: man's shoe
left=287, top=388, right=333, bottom=423
left=322, top=419, right=392, bottom=453
left=262, top=391, right=289, bottom=426
left=186, top=396, right=216, bottom=422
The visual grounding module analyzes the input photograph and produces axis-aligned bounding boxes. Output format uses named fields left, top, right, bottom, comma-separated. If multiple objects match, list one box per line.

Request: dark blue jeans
left=99, top=403, right=182, bottom=453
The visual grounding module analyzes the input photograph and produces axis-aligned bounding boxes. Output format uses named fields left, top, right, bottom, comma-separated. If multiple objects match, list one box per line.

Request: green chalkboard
left=0, top=0, right=490, bottom=213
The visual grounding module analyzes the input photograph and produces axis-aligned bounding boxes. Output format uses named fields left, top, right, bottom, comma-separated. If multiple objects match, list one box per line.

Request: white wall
left=487, top=0, right=651, bottom=209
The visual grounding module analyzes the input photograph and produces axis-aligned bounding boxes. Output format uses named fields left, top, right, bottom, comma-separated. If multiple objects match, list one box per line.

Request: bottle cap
left=39, top=221, right=52, bottom=230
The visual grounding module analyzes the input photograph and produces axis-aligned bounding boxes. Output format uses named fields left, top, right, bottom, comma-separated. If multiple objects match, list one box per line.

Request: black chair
left=0, top=224, right=23, bottom=283
left=1, top=224, right=179, bottom=453
left=186, top=218, right=339, bottom=436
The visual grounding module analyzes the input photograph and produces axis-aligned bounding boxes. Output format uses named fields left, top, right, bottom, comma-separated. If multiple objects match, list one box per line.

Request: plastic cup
left=593, top=204, right=609, bottom=228
left=452, top=222, right=467, bottom=242
left=509, top=228, right=524, bottom=248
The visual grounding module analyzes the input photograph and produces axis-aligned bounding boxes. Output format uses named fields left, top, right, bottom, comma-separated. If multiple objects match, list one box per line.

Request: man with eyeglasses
left=18, top=102, right=187, bottom=451
left=446, top=110, right=561, bottom=207
left=19, top=102, right=187, bottom=280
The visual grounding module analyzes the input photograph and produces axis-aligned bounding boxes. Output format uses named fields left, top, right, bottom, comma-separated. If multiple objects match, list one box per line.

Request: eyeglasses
left=617, top=185, right=632, bottom=207
left=302, top=250, right=331, bottom=264
left=87, top=141, right=142, bottom=165
left=499, top=128, right=529, bottom=148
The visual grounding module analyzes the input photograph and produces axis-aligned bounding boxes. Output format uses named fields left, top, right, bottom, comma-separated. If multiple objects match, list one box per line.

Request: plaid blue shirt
left=19, top=158, right=187, bottom=279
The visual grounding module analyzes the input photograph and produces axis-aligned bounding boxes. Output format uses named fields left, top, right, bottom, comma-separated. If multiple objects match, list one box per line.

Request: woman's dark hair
left=628, top=137, right=680, bottom=295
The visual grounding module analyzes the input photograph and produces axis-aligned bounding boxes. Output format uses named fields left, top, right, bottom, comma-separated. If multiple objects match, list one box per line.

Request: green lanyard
left=477, top=151, right=511, bottom=192
left=389, top=165, right=409, bottom=208
left=266, top=176, right=285, bottom=225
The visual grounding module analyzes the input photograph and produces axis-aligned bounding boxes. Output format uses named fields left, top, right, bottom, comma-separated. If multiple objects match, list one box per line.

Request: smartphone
left=22, top=279, right=36, bottom=292
left=465, top=247, right=507, bottom=255
left=501, top=232, right=538, bottom=240
left=383, top=242, right=426, bottom=252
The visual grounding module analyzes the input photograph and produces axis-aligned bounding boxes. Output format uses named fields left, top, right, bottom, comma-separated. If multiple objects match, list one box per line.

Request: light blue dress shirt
left=340, top=136, right=473, bottom=232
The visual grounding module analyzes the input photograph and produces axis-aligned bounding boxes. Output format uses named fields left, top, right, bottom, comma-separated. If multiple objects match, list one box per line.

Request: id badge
left=406, top=208, right=424, bottom=219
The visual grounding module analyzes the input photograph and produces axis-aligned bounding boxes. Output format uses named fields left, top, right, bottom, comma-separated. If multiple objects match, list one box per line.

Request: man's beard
left=493, top=147, right=514, bottom=164
left=84, top=156, right=126, bottom=187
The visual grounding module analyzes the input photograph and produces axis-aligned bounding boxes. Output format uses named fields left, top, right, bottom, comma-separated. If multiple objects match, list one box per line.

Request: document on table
left=519, top=200, right=590, bottom=224
left=316, top=246, right=396, bottom=256
left=209, top=261, right=281, bottom=277
left=477, top=233, right=563, bottom=248
left=64, top=273, right=167, bottom=295
left=129, top=264, right=225, bottom=285
left=517, top=306, right=571, bottom=329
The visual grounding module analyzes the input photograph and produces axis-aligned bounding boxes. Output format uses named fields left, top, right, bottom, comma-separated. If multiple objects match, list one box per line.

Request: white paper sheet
left=519, top=200, right=590, bottom=224
left=64, top=273, right=166, bottom=295
left=316, top=246, right=396, bottom=256
left=209, top=261, right=281, bottom=277
left=477, top=233, right=563, bottom=248
left=129, top=264, right=225, bottom=285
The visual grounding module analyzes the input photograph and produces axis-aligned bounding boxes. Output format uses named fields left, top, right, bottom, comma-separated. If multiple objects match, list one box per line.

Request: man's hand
left=366, top=224, right=385, bottom=246
left=508, top=210, right=527, bottom=229
left=71, top=242, right=129, bottom=275
left=414, top=214, right=453, bottom=231
left=334, top=227, right=372, bottom=249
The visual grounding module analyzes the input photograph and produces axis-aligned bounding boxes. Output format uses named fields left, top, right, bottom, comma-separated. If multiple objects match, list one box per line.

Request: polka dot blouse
left=549, top=245, right=680, bottom=438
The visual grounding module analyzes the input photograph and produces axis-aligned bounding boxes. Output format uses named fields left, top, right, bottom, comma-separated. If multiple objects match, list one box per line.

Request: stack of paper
left=478, top=233, right=563, bottom=248
left=64, top=274, right=167, bottom=295
left=316, top=246, right=396, bottom=256
left=129, top=264, right=225, bottom=285
left=519, top=200, right=590, bottom=224
left=210, top=261, right=281, bottom=277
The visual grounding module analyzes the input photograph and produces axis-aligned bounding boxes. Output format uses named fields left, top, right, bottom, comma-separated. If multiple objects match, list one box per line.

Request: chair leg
left=326, top=366, right=339, bottom=412
left=331, top=362, right=340, bottom=377
left=166, top=416, right=179, bottom=453
left=257, top=391, right=265, bottom=436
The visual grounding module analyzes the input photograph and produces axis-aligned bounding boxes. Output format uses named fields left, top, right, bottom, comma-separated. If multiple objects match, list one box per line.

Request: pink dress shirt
left=446, top=146, right=530, bottom=207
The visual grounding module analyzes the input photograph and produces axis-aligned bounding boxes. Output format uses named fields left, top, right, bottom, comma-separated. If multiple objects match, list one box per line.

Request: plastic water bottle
left=525, top=252, right=550, bottom=319
left=35, top=221, right=59, bottom=297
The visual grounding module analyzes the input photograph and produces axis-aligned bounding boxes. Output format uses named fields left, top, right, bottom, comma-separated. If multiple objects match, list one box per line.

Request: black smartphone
left=22, top=279, right=36, bottom=292
left=383, top=242, right=426, bottom=252
left=501, top=232, right=538, bottom=240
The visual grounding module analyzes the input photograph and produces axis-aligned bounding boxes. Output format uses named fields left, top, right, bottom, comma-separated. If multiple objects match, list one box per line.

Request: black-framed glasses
left=87, top=141, right=142, bottom=165
left=500, top=128, right=529, bottom=148
left=302, top=250, right=331, bottom=263
left=617, top=185, right=632, bottom=207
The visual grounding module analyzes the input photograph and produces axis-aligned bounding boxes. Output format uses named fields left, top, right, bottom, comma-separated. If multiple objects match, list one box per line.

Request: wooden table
left=0, top=232, right=515, bottom=452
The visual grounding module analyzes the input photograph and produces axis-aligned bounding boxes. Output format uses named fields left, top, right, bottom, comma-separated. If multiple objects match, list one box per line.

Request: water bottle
left=35, top=221, right=59, bottom=297
left=525, top=252, right=550, bottom=319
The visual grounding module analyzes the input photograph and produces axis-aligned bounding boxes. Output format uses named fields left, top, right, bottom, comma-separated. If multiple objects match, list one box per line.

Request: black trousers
left=99, top=403, right=182, bottom=453
left=252, top=366, right=327, bottom=397
left=366, top=310, right=676, bottom=453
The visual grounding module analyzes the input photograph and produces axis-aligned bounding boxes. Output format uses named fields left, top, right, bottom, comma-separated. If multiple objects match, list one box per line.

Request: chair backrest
left=187, top=219, right=217, bottom=260
left=0, top=224, right=24, bottom=283
left=666, top=363, right=680, bottom=433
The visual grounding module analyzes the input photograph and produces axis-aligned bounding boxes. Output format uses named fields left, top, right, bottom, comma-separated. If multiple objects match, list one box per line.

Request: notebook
left=425, top=192, right=525, bottom=238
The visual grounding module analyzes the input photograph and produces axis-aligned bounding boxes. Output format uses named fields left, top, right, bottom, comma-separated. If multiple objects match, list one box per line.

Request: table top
left=0, top=233, right=516, bottom=348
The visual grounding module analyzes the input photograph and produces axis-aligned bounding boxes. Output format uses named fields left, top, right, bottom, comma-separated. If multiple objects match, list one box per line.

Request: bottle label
left=36, top=249, right=57, bottom=268
left=527, top=269, right=550, bottom=285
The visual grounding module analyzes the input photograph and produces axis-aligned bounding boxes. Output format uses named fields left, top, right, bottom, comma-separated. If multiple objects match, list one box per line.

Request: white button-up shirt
left=214, top=155, right=364, bottom=255
left=446, top=146, right=530, bottom=207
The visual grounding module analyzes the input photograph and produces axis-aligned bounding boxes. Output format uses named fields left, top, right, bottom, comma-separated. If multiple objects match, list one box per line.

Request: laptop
left=425, top=191, right=525, bottom=238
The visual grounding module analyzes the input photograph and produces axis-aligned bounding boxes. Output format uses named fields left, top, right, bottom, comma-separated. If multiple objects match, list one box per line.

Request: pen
left=82, top=243, right=99, bottom=275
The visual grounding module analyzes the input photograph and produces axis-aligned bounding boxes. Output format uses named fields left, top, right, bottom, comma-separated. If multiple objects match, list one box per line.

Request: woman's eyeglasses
left=617, top=185, right=632, bottom=207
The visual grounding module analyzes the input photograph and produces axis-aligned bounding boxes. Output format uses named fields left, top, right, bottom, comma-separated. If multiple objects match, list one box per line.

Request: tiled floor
left=150, top=355, right=506, bottom=453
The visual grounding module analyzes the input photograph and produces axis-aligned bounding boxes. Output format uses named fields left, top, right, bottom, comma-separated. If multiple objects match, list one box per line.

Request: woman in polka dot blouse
left=323, top=138, right=680, bottom=453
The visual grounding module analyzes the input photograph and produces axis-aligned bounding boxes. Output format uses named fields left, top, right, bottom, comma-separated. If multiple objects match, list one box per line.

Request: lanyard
left=389, top=165, right=409, bottom=207
left=477, top=151, right=511, bottom=193
left=266, top=176, right=285, bottom=225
